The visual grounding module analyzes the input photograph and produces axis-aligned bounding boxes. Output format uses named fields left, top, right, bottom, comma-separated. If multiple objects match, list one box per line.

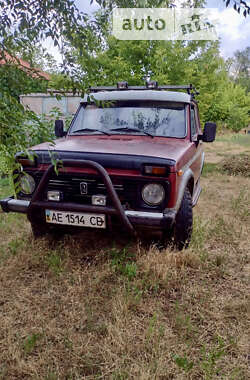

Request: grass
left=0, top=135, right=249, bottom=379
left=0, top=176, right=11, bottom=198
left=216, top=133, right=250, bottom=147
left=202, top=154, right=250, bottom=178
left=204, top=131, right=250, bottom=165
left=202, top=162, right=219, bottom=177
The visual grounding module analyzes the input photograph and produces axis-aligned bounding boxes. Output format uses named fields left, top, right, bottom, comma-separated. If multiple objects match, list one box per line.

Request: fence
left=20, top=92, right=83, bottom=117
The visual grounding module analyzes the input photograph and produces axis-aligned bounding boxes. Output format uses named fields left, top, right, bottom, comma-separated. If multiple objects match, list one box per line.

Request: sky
left=47, top=0, right=250, bottom=60
left=205, top=0, right=250, bottom=57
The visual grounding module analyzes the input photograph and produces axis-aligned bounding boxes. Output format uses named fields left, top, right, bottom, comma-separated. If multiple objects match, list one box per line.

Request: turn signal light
left=177, top=170, right=183, bottom=176
left=144, top=165, right=167, bottom=176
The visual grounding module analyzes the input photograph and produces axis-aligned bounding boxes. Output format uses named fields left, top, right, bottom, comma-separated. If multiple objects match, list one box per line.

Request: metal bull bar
left=27, top=159, right=136, bottom=235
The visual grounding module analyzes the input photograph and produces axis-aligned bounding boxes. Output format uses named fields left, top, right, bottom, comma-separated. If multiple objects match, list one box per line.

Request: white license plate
left=45, top=210, right=106, bottom=229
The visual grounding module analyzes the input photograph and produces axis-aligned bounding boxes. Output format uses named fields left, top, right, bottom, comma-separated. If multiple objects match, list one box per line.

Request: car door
left=190, top=103, right=204, bottom=185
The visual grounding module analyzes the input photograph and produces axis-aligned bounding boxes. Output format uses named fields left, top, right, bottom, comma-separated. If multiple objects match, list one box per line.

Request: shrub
left=220, top=154, right=250, bottom=177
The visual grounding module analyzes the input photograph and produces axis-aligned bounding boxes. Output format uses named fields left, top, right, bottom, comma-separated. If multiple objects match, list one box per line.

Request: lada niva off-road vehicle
left=1, top=83, right=216, bottom=249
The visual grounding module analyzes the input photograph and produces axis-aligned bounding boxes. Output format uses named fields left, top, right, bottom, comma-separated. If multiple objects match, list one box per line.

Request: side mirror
left=55, top=120, right=66, bottom=138
left=198, top=122, right=216, bottom=142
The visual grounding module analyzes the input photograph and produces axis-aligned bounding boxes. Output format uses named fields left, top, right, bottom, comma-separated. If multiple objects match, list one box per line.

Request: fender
left=165, top=168, right=194, bottom=215
left=174, top=168, right=194, bottom=212
left=173, top=147, right=204, bottom=212
left=200, top=151, right=205, bottom=175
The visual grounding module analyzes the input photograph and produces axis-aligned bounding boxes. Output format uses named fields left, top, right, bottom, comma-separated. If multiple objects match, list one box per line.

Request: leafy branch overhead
left=224, top=0, right=250, bottom=16
left=0, top=0, right=249, bottom=176
left=0, top=0, right=89, bottom=55
left=96, top=0, right=250, bottom=16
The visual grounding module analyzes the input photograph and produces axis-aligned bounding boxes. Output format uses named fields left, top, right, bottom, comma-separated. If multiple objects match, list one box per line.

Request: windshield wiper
left=111, top=127, right=154, bottom=138
left=72, top=128, right=110, bottom=136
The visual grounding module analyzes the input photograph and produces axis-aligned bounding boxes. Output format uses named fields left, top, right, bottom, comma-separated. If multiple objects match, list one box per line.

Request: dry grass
left=204, top=133, right=250, bottom=164
left=220, top=154, right=250, bottom=177
left=0, top=134, right=249, bottom=379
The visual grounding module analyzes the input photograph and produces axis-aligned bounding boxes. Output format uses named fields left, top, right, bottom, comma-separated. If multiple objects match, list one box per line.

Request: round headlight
left=142, top=183, right=165, bottom=206
left=19, top=173, right=36, bottom=195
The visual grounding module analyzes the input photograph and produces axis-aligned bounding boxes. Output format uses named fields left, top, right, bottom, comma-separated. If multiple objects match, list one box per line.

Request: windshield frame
left=68, top=100, right=188, bottom=139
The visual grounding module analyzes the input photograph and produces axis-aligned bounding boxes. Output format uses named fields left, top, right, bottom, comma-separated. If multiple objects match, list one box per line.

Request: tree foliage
left=0, top=0, right=249, bottom=176
left=0, top=90, right=57, bottom=174
left=0, top=60, right=58, bottom=174
left=0, top=0, right=90, bottom=174
left=230, top=47, right=250, bottom=93
left=71, top=2, right=250, bottom=132
left=14, top=43, right=59, bottom=73
left=223, top=0, right=250, bottom=17
left=0, top=0, right=88, bottom=52
left=96, top=0, right=250, bottom=16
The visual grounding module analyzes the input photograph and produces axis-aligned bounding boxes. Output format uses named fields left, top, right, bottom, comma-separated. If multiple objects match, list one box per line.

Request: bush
left=202, top=83, right=250, bottom=132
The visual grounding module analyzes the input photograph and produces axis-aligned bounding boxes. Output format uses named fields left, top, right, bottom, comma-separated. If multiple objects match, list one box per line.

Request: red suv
left=1, top=83, right=216, bottom=249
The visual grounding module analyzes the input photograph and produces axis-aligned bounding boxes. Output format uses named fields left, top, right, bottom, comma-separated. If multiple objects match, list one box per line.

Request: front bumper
left=1, top=159, right=176, bottom=234
left=0, top=197, right=176, bottom=231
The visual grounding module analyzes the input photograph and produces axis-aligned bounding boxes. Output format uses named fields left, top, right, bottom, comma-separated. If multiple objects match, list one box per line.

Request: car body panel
left=30, top=135, right=191, bottom=166
left=1, top=88, right=214, bottom=242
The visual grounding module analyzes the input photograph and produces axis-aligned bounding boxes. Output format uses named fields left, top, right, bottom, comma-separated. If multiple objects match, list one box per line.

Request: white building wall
left=20, top=93, right=83, bottom=117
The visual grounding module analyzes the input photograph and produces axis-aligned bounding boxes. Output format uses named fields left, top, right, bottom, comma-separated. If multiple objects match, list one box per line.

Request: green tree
left=70, top=1, right=250, bottom=131
left=0, top=0, right=91, bottom=174
left=0, top=0, right=88, bottom=55
left=14, top=43, right=59, bottom=74
left=0, top=0, right=249, bottom=176
left=230, top=47, right=250, bottom=93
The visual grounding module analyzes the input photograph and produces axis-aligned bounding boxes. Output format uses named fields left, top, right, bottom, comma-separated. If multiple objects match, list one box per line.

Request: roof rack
left=89, top=83, right=199, bottom=98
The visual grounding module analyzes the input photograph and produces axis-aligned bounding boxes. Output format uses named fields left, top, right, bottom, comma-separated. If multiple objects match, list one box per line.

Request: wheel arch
left=187, top=177, right=194, bottom=197
left=174, top=168, right=194, bottom=213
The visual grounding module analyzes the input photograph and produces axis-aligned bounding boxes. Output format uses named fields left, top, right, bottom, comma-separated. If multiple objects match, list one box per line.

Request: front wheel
left=30, top=220, right=65, bottom=239
left=30, top=221, right=50, bottom=238
left=173, top=188, right=193, bottom=250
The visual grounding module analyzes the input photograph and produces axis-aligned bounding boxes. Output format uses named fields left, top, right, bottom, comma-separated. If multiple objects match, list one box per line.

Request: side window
left=190, top=106, right=198, bottom=138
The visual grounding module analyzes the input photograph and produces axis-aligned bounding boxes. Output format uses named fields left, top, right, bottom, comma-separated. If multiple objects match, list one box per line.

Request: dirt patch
left=220, top=154, right=250, bottom=177
left=204, top=133, right=250, bottom=165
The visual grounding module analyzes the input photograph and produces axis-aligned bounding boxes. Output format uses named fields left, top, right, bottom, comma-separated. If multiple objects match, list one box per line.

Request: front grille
left=30, top=172, right=169, bottom=211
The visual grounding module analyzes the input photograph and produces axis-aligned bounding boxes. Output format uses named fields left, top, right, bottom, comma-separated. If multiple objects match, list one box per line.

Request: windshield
left=69, top=101, right=187, bottom=138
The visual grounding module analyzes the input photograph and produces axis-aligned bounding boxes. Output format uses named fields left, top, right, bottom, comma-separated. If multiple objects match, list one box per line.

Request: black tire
left=31, top=221, right=49, bottom=238
left=31, top=220, right=67, bottom=240
left=173, top=188, right=193, bottom=250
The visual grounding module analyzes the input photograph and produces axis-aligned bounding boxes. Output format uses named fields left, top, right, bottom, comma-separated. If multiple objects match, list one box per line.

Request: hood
left=31, top=135, right=190, bottom=163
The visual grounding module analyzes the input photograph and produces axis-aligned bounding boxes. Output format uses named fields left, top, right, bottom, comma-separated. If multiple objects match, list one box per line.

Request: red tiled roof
left=0, top=52, right=51, bottom=80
